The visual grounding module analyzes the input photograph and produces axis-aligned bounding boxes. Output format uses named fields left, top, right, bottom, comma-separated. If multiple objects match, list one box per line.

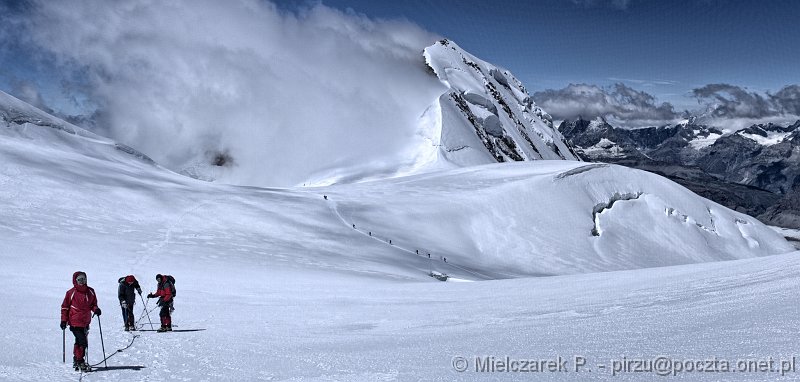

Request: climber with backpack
left=118, top=275, right=142, bottom=331
left=147, top=274, right=175, bottom=332
left=60, top=271, right=102, bottom=371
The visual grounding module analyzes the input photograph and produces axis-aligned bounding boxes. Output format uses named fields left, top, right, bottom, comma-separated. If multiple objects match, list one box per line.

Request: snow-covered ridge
left=738, top=130, right=791, bottom=146
left=686, top=122, right=799, bottom=148
left=420, top=39, right=580, bottom=169
left=733, top=122, right=800, bottom=146
left=0, top=90, right=156, bottom=165
left=333, top=161, right=792, bottom=275
left=0, top=90, right=99, bottom=139
left=278, top=39, right=582, bottom=187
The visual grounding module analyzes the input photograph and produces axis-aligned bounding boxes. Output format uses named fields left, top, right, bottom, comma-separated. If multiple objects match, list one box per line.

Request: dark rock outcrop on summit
left=559, top=117, right=800, bottom=228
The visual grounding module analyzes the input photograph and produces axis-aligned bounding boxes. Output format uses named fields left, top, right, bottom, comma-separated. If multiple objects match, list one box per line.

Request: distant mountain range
left=559, top=117, right=800, bottom=228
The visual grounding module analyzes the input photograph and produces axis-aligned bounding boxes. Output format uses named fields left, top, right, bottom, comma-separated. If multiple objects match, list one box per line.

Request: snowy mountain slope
left=0, top=90, right=156, bottom=169
left=330, top=162, right=792, bottom=276
left=5, top=248, right=800, bottom=381
left=1, top=89, right=791, bottom=281
left=2, top=86, right=799, bottom=380
left=420, top=40, right=579, bottom=170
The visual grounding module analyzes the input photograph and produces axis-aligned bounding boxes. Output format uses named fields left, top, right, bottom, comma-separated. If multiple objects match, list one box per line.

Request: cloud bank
left=7, top=0, right=444, bottom=187
left=693, top=83, right=800, bottom=119
left=534, top=83, right=800, bottom=128
left=532, top=83, right=679, bottom=126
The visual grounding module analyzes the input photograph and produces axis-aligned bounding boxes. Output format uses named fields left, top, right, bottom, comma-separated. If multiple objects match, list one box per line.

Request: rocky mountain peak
left=422, top=40, right=580, bottom=166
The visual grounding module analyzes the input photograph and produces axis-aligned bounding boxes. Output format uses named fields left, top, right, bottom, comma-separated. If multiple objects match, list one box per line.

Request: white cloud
left=532, top=83, right=679, bottom=127
left=14, top=0, right=444, bottom=187
left=692, top=84, right=777, bottom=119
left=534, top=82, right=800, bottom=129
left=691, top=84, right=800, bottom=130
left=607, top=77, right=678, bottom=86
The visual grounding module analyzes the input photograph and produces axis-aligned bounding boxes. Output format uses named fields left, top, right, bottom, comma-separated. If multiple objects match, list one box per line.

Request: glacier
left=1, top=81, right=798, bottom=381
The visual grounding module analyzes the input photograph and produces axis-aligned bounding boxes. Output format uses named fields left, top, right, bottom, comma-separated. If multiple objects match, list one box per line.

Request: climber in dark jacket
left=118, top=275, right=142, bottom=331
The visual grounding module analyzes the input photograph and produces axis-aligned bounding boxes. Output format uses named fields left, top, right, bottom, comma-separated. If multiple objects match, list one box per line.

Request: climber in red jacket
left=147, top=274, right=174, bottom=332
left=60, top=271, right=102, bottom=371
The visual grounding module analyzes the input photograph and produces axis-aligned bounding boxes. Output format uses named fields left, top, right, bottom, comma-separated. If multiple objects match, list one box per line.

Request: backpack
left=164, top=275, right=176, bottom=297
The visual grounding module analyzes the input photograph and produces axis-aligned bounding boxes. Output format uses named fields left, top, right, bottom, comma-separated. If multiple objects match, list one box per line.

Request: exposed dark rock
left=759, top=189, right=800, bottom=228
left=559, top=118, right=800, bottom=228
left=210, top=150, right=234, bottom=167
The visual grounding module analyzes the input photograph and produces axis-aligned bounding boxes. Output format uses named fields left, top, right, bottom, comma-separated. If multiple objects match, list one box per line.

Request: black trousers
left=159, top=304, right=172, bottom=327
left=70, top=326, right=88, bottom=361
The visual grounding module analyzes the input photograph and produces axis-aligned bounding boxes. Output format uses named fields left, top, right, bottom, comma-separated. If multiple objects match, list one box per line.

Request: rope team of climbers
left=321, top=194, right=487, bottom=280
left=60, top=272, right=178, bottom=373
left=59, top=193, right=476, bottom=375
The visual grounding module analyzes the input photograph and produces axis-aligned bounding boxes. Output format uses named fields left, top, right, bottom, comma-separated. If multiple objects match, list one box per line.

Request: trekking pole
left=96, top=314, right=108, bottom=368
left=62, top=328, right=65, bottom=363
left=139, top=292, right=154, bottom=330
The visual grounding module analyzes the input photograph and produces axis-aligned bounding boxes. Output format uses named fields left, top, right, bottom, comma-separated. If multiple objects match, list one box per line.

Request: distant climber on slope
left=147, top=274, right=175, bottom=332
left=118, top=275, right=142, bottom=331
left=60, top=271, right=102, bottom=371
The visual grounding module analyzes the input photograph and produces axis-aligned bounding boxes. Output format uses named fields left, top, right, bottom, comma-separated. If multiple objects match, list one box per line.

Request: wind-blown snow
left=9, top=1, right=446, bottom=188
left=307, top=39, right=581, bottom=185
left=8, top=2, right=579, bottom=189
left=1, top=91, right=798, bottom=381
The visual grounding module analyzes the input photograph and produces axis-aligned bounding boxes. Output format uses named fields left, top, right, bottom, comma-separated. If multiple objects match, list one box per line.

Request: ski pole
left=140, top=292, right=154, bottom=330
left=96, top=314, right=108, bottom=368
left=62, top=328, right=65, bottom=363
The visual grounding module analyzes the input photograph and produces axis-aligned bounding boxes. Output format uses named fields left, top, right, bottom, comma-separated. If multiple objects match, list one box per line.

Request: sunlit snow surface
left=1, top=92, right=799, bottom=381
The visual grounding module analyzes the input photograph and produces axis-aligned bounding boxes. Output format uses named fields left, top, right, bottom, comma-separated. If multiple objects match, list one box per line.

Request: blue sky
left=1, top=0, right=798, bottom=126
left=301, top=0, right=799, bottom=111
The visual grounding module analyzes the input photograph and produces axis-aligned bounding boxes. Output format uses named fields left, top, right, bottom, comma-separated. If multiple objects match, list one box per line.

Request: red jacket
left=154, top=275, right=173, bottom=305
left=60, top=271, right=99, bottom=328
